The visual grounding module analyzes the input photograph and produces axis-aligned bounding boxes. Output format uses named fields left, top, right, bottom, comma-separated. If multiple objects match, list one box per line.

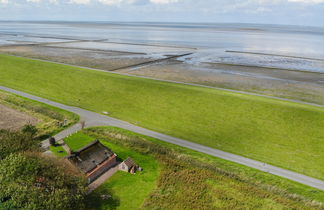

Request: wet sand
left=0, top=45, right=153, bottom=71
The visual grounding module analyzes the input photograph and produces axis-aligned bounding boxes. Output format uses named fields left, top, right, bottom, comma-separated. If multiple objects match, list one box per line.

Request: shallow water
left=0, top=21, right=324, bottom=72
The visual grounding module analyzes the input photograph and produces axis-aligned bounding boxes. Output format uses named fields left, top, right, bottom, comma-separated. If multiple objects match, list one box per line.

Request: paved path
left=1, top=85, right=324, bottom=190
left=88, top=164, right=120, bottom=193
left=41, top=123, right=83, bottom=149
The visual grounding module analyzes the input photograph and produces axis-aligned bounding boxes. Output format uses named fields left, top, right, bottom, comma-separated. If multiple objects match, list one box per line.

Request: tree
left=0, top=129, right=38, bottom=160
left=0, top=153, right=87, bottom=210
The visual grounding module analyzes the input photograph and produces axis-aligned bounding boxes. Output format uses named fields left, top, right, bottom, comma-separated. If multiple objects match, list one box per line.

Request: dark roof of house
left=67, top=140, right=115, bottom=173
left=123, top=157, right=136, bottom=168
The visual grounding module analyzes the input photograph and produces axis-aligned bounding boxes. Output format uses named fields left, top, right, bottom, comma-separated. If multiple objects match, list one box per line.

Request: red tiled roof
left=123, top=157, right=136, bottom=168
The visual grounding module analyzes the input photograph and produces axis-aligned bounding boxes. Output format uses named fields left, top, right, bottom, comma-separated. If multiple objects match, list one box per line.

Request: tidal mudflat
left=0, top=45, right=154, bottom=71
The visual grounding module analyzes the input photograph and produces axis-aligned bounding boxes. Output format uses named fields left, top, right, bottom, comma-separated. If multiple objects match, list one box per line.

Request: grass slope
left=0, top=54, right=323, bottom=179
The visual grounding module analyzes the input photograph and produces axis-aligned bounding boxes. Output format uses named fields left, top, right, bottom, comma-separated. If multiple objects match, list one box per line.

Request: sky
left=0, top=0, right=323, bottom=27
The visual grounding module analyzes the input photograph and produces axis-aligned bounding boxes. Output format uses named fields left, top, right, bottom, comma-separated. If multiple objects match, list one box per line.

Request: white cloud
left=98, top=0, right=179, bottom=5
left=27, top=0, right=42, bottom=2
left=288, top=0, right=324, bottom=3
left=150, top=0, right=178, bottom=4
left=69, top=0, right=91, bottom=4
left=1, top=0, right=323, bottom=6
left=98, top=0, right=122, bottom=5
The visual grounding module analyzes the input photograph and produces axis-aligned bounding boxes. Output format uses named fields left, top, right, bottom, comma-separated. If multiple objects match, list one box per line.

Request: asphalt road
left=1, top=85, right=323, bottom=191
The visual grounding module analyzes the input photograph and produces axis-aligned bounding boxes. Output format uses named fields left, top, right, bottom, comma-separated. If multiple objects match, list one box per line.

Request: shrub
left=0, top=153, right=87, bottom=210
left=0, top=129, right=38, bottom=160
left=22, top=124, right=38, bottom=137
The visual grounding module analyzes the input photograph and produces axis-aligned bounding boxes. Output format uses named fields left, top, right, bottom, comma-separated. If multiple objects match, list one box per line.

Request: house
left=119, top=157, right=138, bottom=174
left=67, top=140, right=117, bottom=183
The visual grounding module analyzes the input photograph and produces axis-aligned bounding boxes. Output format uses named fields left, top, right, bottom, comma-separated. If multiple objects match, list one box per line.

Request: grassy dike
left=62, top=127, right=324, bottom=209
left=0, top=54, right=323, bottom=179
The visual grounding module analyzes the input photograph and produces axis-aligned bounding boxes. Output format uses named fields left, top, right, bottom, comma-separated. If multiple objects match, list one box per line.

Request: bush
left=22, top=124, right=38, bottom=137
left=0, top=153, right=87, bottom=210
left=0, top=129, right=38, bottom=160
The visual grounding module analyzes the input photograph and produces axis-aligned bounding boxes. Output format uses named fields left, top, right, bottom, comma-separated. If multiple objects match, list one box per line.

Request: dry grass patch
left=0, top=104, right=38, bottom=130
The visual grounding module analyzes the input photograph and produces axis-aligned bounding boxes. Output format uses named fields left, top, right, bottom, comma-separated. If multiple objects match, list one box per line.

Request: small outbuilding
left=67, top=140, right=117, bottom=183
left=119, top=157, right=139, bottom=174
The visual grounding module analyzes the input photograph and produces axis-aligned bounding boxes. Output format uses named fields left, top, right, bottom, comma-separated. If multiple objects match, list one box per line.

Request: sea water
left=0, top=21, right=323, bottom=72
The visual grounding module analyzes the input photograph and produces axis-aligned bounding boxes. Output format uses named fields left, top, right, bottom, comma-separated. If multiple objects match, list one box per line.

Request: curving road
left=1, top=85, right=323, bottom=191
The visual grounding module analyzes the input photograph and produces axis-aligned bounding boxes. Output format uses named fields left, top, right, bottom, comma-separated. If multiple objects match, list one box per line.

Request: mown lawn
left=50, top=145, right=68, bottom=157
left=61, top=132, right=159, bottom=210
left=89, top=142, right=158, bottom=210
left=0, top=54, right=323, bottom=179
left=64, top=132, right=95, bottom=151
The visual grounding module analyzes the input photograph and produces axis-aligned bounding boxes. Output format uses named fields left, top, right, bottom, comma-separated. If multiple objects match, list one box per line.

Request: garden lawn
left=0, top=54, right=323, bottom=179
left=50, top=145, right=68, bottom=157
left=64, top=132, right=159, bottom=210
left=64, top=132, right=95, bottom=151
left=91, top=142, right=158, bottom=210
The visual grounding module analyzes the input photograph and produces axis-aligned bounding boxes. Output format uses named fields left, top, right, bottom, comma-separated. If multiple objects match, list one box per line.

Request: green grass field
left=64, top=132, right=95, bottom=151
left=0, top=54, right=323, bottom=179
left=50, top=145, right=68, bottom=157
left=87, top=141, right=158, bottom=210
